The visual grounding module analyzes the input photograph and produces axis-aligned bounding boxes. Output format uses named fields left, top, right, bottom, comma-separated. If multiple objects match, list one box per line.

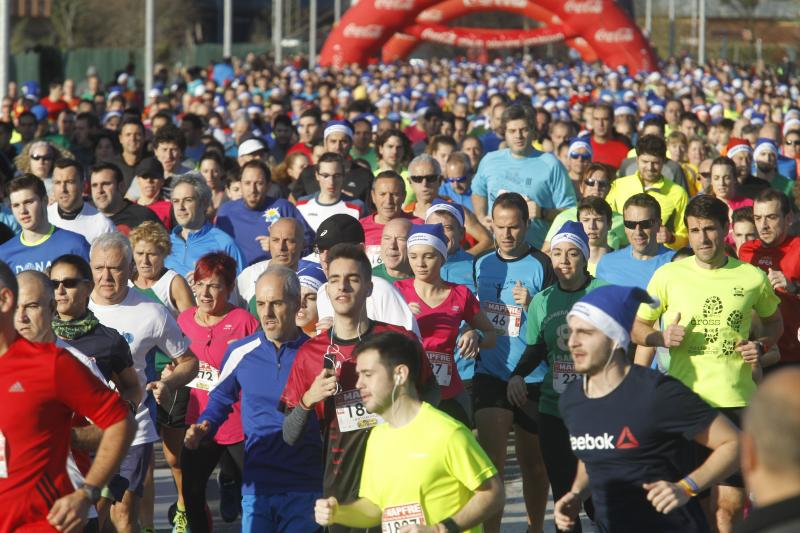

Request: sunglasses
left=699, top=172, right=711, bottom=179
left=623, top=219, right=657, bottom=230
left=569, top=152, right=591, bottom=161
left=30, top=154, right=54, bottom=161
left=409, top=174, right=440, bottom=184
left=50, top=278, right=89, bottom=289
left=785, top=140, right=800, bottom=147
left=584, top=178, right=609, bottom=188
left=445, top=176, right=468, bottom=183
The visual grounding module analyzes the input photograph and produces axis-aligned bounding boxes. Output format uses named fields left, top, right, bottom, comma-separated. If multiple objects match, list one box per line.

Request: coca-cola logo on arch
left=343, top=23, right=384, bottom=39
left=462, top=0, right=527, bottom=9
left=594, top=27, right=634, bottom=43
left=563, top=0, right=603, bottom=15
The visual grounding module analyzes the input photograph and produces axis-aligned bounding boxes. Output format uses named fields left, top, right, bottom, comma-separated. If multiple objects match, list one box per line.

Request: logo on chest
left=570, top=425, right=639, bottom=451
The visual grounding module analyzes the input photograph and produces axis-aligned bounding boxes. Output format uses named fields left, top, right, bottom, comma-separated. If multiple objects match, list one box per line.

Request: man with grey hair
left=406, top=153, right=492, bottom=255
left=165, top=172, right=246, bottom=277
left=87, top=232, right=198, bottom=533
left=0, top=259, right=135, bottom=533
left=737, top=368, right=800, bottom=532
left=184, top=265, right=322, bottom=532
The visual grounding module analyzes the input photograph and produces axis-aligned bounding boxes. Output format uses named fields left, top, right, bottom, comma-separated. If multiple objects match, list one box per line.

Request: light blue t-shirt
left=472, top=148, right=577, bottom=248
left=595, top=245, right=675, bottom=290
left=441, top=248, right=477, bottom=381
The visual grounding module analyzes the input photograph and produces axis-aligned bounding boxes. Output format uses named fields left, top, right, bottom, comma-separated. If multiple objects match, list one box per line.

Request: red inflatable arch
left=318, top=0, right=656, bottom=73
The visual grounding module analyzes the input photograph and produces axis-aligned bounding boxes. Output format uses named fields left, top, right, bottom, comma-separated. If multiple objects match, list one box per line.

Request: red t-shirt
left=738, top=236, right=800, bottom=362
left=177, top=307, right=259, bottom=445
left=393, top=280, right=480, bottom=399
left=0, top=337, right=128, bottom=532
left=590, top=136, right=630, bottom=170
left=142, top=199, right=172, bottom=230
left=279, top=321, right=432, bottom=501
left=39, top=98, right=68, bottom=121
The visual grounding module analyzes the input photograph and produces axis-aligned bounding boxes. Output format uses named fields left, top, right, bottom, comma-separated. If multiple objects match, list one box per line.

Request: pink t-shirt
left=177, top=306, right=260, bottom=445
left=393, top=279, right=480, bottom=400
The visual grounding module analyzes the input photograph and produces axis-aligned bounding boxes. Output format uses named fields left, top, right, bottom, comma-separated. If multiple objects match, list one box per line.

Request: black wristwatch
left=79, top=483, right=102, bottom=504
left=440, top=517, right=460, bottom=533
left=125, top=399, right=138, bottom=415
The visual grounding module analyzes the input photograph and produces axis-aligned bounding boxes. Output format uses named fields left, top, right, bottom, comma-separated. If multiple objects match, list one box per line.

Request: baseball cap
left=134, top=157, right=164, bottom=180
left=237, top=138, right=266, bottom=158
left=314, top=214, right=365, bottom=251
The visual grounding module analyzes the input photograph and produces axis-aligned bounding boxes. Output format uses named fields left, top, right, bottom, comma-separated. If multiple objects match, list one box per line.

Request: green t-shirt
left=372, top=263, right=411, bottom=284
left=528, top=277, right=607, bottom=418
left=770, top=174, right=795, bottom=200
left=350, top=146, right=379, bottom=172
left=545, top=207, right=628, bottom=250
left=638, top=256, right=780, bottom=407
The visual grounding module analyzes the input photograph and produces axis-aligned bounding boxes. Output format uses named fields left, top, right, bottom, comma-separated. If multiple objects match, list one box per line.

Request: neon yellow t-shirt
left=638, top=256, right=780, bottom=407
left=359, top=402, right=497, bottom=533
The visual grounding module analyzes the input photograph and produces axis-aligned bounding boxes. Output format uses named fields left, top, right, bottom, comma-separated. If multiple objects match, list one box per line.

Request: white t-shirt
left=47, top=202, right=117, bottom=245
left=316, top=275, right=421, bottom=337
left=235, top=259, right=270, bottom=306
left=296, top=195, right=363, bottom=232
left=89, top=288, right=190, bottom=445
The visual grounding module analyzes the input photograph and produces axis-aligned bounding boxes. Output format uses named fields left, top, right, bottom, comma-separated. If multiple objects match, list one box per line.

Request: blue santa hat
left=407, top=223, right=449, bottom=261
left=568, top=285, right=657, bottom=350
left=297, top=263, right=326, bottom=292
left=550, top=221, right=590, bottom=259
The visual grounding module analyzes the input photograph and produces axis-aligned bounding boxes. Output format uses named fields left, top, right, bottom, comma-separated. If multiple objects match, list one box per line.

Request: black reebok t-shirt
left=560, top=365, right=717, bottom=533
left=65, top=323, right=134, bottom=382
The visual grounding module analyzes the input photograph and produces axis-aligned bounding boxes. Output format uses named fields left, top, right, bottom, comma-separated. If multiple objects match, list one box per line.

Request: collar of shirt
left=635, top=171, right=666, bottom=192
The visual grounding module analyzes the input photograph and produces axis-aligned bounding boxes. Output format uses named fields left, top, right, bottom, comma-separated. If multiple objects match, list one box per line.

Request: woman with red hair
left=176, top=252, right=259, bottom=532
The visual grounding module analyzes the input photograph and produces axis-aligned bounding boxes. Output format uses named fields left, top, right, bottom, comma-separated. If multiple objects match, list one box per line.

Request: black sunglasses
left=623, top=219, right=657, bottom=230
left=785, top=140, right=800, bottom=147
left=410, top=174, right=440, bottom=184
left=50, top=278, right=89, bottom=289
left=584, top=178, right=610, bottom=188
left=30, top=154, right=54, bottom=161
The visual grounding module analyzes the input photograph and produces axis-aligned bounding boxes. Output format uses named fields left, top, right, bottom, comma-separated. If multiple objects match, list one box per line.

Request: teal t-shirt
left=528, top=277, right=607, bottom=417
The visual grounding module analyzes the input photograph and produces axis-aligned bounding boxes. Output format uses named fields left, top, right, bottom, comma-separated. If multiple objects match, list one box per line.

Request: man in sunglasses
left=440, top=151, right=474, bottom=211
left=607, top=134, right=689, bottom=249
left=596, top=193, right=676, bottom=290
left=781, top=128, right=800, bottom=167
left=280, top=243, right=437, bottom=533
left=565, top=138, right=592, bottom=191
left=405, top=154, right=492, bottom=256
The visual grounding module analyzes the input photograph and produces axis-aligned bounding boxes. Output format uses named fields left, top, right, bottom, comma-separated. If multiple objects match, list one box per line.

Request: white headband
left=568, top=140, right=592, bottom=156
left=407, top=232, right=448, bottom=260
left=550, top=231, right=590, bottom=259
left=324, top=124, right=353, bottom=139
left=425, top=203, right=464, bottom=228
left=754, top=143, right=778, bottom=158
left=727, top=144, right=753, bottom=159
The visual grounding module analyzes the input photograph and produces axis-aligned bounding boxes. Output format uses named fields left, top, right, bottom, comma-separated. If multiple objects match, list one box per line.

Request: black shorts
left=472, top=373, right=540, bottom=434
left=691, top=407, right=743, bottom=489
left=156, top=386, right=190, bottom=429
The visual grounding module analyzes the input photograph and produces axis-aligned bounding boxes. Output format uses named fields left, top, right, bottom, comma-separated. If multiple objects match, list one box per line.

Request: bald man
left=737, top=368, right=800, bottom=532
left=373, top=217, right=412, bottom=283
left=237, top=217, right=315, bottom=307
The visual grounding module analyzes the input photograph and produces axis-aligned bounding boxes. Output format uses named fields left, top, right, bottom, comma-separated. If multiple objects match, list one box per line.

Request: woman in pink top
left=709, top=156, right=753, bottom=246
left=394, top=223, right=495, bottom=426
left=176, top=252, right=259, bottom=531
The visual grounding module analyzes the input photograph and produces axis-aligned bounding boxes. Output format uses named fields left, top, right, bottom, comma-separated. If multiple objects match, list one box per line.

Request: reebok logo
left=8, top=381, right=24, bottom=393
left=570, top=426, right=639, bottom=451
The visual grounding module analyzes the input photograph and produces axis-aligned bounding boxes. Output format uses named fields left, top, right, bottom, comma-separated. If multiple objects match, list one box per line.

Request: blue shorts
left=241, top=492, right=321, bottom=533
left=107, top=442, right=154, bottom=500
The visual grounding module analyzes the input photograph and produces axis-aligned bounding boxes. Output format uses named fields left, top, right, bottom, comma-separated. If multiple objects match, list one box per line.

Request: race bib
left=0, top=430, right=7, bottom=478
left=366, top=245, right=383, bottom=267
left=482, top=301, right=522, bottom=337
left=186, top=361, right=219, bottom=391
left=426, top=351, right=452, bottom=387
left=382, top=502, right=426, bottom=533
left=553, top=360, right=578, bottom=394
left=335, top=389, right=384, bottom=432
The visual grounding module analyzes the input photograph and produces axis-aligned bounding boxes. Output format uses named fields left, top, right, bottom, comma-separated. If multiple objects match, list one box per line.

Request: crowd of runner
left=1, top=52, right=800, bottom=533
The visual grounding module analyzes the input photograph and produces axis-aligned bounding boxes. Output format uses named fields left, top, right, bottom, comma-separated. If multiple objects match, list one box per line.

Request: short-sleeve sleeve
left=156, top=309, right=191, bottom=359
left=444, top=425, right=498, bottom=491
left=637, top=269, right=667, bottom=322
left=753, top=269, right=781, bottom=318
left=279, top=348, right=325, bottom=419
left=548, top=159, right=578, bottom=209
left=471, top=159, right=488, bottom=197
left=653, top=375, right=718, bottom=441
left=55, top=349, right=128, bottom=429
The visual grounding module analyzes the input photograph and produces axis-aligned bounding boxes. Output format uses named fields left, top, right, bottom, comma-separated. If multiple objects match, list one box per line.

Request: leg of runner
left=218, top=442, right=245, bottom=522
left=181, top=438, right=225, bottom=533
left=162, top=425, right=188, bottom=520
left=110, top=490, right=140, bottom=533
left=715, top=486, right=745, bottom=533
left=475, top=407, right=514, bottom=533
left=539, top=413, right=582, bottom=533
left=139, top=454, right=155, bottom=531
left=515, top=426, right=549, bottom=533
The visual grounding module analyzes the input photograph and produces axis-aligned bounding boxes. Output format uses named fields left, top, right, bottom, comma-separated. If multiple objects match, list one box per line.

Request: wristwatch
left=439, top=517, right=460, bottom=533
left=79, top=483, right=102, bottom=504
